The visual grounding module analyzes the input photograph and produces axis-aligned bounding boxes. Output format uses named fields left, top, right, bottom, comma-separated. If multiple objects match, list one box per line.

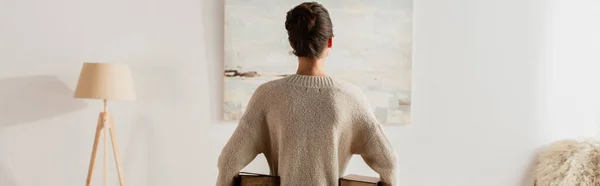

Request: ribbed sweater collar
left=284, top=74, right=337, bottom=87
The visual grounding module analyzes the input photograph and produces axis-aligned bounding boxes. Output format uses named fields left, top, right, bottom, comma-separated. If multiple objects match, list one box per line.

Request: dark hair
left=285, top=2, right=334, bottom=58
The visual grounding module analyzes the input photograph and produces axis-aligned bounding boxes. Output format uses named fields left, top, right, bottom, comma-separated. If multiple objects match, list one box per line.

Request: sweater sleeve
left=353, top=91, right=398, bottom=186
left=359, top=122, right=398, bottom=186
left=217, top=87, right=268, bottom=186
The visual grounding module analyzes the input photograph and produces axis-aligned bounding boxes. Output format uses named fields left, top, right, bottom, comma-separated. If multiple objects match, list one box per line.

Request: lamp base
left=85, top=112, right=126, bottom=186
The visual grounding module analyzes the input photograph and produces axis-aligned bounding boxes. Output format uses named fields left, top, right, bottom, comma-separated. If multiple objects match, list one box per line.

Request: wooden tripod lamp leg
left=103, top=116, right=109, bottom=186
left=103, top=100, right=108, bottom=186
left=86, top=113, right=105, bottom=186
left=108, top=113, right=126, bottom=186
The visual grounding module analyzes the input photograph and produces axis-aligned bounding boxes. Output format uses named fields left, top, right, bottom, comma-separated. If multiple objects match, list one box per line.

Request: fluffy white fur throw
left=534, top=139, right=600, bottom=186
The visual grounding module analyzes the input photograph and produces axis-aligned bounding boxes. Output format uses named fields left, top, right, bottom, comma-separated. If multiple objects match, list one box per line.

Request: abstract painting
left=224, top=0, right=413, bottom=124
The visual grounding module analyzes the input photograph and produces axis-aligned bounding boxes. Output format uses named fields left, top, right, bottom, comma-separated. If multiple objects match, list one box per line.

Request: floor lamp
left=74, top=62, right=136, bottom=186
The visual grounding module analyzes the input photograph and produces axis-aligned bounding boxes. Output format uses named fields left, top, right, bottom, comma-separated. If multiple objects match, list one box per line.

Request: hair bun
left=285, top=4, right=316, bottom=36
left=285, top=2, right=334, bottom=58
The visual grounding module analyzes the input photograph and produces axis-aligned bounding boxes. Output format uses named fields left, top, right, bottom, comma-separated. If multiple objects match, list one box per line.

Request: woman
left=217, top=2, right=397, bottom=186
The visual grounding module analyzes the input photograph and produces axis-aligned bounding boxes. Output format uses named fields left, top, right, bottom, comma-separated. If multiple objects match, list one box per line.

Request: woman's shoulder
left=334, top=80, right=362, bottom=91
left=250, top=77, right=288, bottom=96
left=331, top=79, right=366, bottom=96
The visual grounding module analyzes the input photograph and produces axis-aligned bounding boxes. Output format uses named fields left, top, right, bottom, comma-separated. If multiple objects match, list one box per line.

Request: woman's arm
left=352, top=90, right=398, bottom=186
left=358, top=122, right=397, bottom=186
left=217, top=87, right=268, bottom=186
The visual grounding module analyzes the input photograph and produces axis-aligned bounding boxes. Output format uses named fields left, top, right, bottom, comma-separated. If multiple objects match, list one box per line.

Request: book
left=339, top=174, right=382, bottom=186
left=235, top=172, right=280, bottom=186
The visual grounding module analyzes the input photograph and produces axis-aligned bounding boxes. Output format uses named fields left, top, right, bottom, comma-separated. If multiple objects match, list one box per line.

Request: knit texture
left=217, top=74, right=398, bottom=186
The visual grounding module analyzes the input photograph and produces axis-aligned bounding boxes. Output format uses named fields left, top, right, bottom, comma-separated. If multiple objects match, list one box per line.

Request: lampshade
left=74, top=62, right=136, bottom=100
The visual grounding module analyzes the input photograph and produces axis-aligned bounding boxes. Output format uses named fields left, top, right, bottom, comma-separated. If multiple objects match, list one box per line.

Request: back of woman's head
left=285, top=2, right=334, bottom=58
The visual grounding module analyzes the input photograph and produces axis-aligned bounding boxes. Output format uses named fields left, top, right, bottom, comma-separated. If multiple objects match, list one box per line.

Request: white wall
left=539, top=0, right=600, bottom=141
left=0, top=0, right=598, bottom=186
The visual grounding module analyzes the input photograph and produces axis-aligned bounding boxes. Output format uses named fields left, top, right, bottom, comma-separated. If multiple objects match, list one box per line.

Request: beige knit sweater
left=217, top=74, right=397, bottom=186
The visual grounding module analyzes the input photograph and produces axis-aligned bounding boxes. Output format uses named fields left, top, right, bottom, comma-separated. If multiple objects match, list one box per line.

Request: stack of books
left=234, top=172, right=381, bottom=186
